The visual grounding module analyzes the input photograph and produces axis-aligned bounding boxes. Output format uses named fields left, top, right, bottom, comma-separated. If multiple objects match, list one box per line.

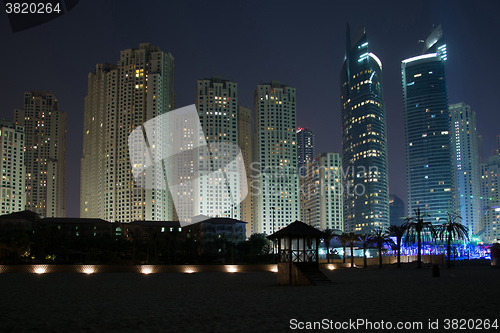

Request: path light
left=225, top=265, right=238, bottom=273
left=141, top=266, right=153, bottom=274
left=271, top=265, right=278, bottom=273
left=327, top=264, right=335, bottom=270
left=34, top=265, right=47, bottom=274
left=81, top=265, right=95, bottom=274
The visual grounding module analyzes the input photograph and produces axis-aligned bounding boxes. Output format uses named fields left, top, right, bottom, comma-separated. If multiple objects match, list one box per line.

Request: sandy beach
left=1, top=264, right=499, bottom=332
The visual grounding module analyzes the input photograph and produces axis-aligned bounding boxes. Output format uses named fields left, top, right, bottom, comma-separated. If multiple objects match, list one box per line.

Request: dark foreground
left=1, top=263, right=498, bottom=332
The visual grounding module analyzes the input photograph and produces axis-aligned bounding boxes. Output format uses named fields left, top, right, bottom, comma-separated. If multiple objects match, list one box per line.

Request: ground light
left=81, top=265, right=95, bottom=274
left=225, top=265, right=238, bottom=273
left=141, top=266, right=154, bottom=274
left=34, top=265, right=47, bottom=274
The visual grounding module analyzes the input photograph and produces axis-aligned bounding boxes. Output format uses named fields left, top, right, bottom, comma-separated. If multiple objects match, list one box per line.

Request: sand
left=1, top=263, right=499, bottom=332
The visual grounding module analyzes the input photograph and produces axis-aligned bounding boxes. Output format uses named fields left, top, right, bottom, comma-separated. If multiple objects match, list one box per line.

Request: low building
left=182, top=218, right=246, bottom=260
left=0, top=210, right=39, bottom=232
left=41, top=217, right=112, bottom=238
left=119, top=220, right=181, bottom=241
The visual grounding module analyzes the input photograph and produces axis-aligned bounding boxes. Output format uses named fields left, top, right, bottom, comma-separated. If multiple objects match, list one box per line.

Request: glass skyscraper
left=389, top=194, right=405, bottom=227
left=402, top=25, right=454, bottom=223
left=340, top=25, right=389, bottom=233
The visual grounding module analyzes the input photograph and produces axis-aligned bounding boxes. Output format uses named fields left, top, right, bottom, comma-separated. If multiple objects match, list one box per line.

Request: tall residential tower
left=252, top=81, right=299, bottom=234
left=301, top=153, right=343, bottom=231
left=14, top=91, right=66, bottom=217
left=81, top=43, right=175, bottom=222
left=480, top=155, right=500, bottom=243
left=195, top=77, right=244, bottom=221
left=0, top=120, right=25, bottom=214
left=450, top=102, right=481, bottom=238
left=340, top=25, right=390, bottom=233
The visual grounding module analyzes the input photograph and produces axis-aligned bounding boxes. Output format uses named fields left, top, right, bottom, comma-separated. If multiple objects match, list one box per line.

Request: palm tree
left=404, top=208, right=436, bottom=268
left=323, top=229, right=337, bottom=263
left=372, top=228, right=394, bottom=268
left=358, top=234, right=373, bottom=268
left=337, top=233, right=350, bottom=264
left=437, top=212, right=469, bottom=269
left=388, top=225, right=407, bottom=268
left=345, top=232, right=360, bottom=268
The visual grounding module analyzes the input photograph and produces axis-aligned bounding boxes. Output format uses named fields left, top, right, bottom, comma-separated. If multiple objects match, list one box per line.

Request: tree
left=358, top=234, right=373, bottom=268
left=337, top=233, right=350, bottom=264
left=237, top=233, right=271, bottom=264
left=437, top=212, right=469, bottom=269
left=323, top=229, right=337, bottom=263
left=404, top=208, right=436, bottom=268
left=372, top=228, right=394, bottom=268
left=388, top=225, right=407, bottom=268
left=345, top=232, right=360, bottom=268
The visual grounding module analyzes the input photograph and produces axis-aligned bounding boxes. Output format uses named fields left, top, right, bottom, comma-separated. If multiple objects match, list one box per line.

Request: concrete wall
left=0, top=264, right=278, bottom=274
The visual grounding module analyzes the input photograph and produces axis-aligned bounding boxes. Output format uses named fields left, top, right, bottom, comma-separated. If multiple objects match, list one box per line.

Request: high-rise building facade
left=81, top=43, right=174, bottom=222
left=480, top=155, right=500, bottom=243
left=493, top=135, right=500, bottom=156
left=402, top=25, right=454, bottom=223
left=252, top=81, right=299, bottom=234
left=0, top=120, right=26, bottom=214
left=477, top=134, right=484, bottom=163
left=237, top=105, right=253, bottom=235
left=450, top=102, right=481, bottom=238
left=301, top=153, right=343, bottom=231
left=340, top=25, right=390, bottom=233
left=389, top=194, right=405, bottom=227
left=194, top=77, right=244, bottom=221
left=14, top=91, right=66, bottom=217
left=297, top=127, right=315, bottom=176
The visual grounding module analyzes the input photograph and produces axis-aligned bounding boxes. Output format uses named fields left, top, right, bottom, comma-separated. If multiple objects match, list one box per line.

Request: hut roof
left=266, top=221, right=326, bottom=240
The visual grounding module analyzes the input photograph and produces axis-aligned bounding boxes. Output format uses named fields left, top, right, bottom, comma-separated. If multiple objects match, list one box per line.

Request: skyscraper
left=492, top=135, right=500, bottom=156
left=296, top=127, right=315, bottom=176
left=195, top=77, right=244, bottom=221
left=389, top=194, right=405, bottom=227
left=81, top=43, right=174, bottom=222
left=480, top=155, right=500, bottom=243
left=301, top=153, right=343, bottom=231
left=450, top=102, right=481, bottom=238
left=402, top=25, right=454, bottom=223
left=252, top=81, right=299, bottom=234
left=0, top=120, right=25, bottom=214
left=340, top=25, right=390, bottom=233
left=237, top=105, right=253, bottom=235
left=477, top=134, right=484, bottom=163
left=14, top=91, right=66, bottom=217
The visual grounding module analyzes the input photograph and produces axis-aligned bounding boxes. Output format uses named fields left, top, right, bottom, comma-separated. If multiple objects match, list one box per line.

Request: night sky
left=1, top=0, right=499, bottom=218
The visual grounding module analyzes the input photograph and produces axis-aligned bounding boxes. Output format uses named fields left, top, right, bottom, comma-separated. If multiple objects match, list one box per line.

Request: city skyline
left=1, top=1, right=500, bottom=217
